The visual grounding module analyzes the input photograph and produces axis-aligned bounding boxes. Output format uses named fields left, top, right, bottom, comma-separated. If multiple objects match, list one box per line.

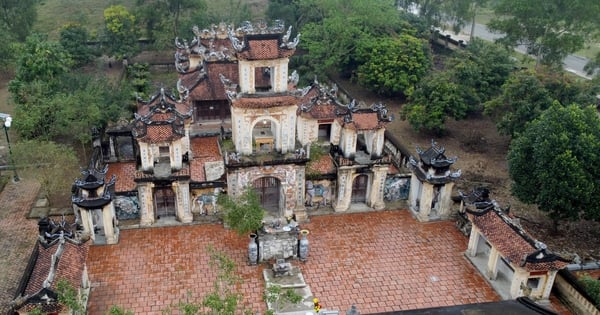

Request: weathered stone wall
left=554, top=272, right=600, bottom=315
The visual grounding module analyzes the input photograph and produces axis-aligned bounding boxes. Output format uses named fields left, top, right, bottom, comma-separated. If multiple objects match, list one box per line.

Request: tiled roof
left=468, top=210, right=570, bottom=271
left=25, top=239, right=89, bottom=296
left=134, top=89, right=192, bottom=143
left=188, top=62, right=238, bottom=101
left=299, top=104, right=339, bottom=120
left=344, top=112, right=387, bottom=130
left=141, top=124, right=180, bottom=143
left=106, top=162, right=137, bottom=192
left=307, top=154, right=336, bottom=175
left=232, top=94, right=298, bottom=109
left=190, top=136, right=223, bottom=182
left=238, top=38, right=295, bottom=60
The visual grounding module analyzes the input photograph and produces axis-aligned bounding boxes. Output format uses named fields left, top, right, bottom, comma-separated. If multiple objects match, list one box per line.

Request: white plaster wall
left=238, top=59, right=289, bottom=93
left=139, top=143, right=152, bottom=171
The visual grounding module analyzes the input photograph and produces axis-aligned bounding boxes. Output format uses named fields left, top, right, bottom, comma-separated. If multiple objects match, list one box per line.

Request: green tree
left=102, top=5, right=139, bottom=60
left=400, top=72, right=468, bottom=135
left=0, top=0, right=37, bottom=41
left=449, top=38, right=514, bottom=112
left=508, top=103, right=600, bottom=230
left=56, top=279, right=85, bottom=314
left=484, top=70, right=553, bottom=137
left=488, top=0, right=600, bottom=68
left=12, top=140, right=80, bottom=206
left=355, top=35, right=430, bottom=96
left=60, top=23, right=97, bottom=67
left=136, top=0, right=207, bottom=49
left=218, top=188, right=265, bottom=236
left=298, top=0, right=407, bottom=77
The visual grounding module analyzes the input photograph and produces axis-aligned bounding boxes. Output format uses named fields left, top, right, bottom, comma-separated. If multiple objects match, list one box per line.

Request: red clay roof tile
left=106, top=162, right=137, bottom=193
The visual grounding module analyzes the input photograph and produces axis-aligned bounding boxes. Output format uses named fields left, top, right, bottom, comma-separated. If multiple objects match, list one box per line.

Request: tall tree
left=488, top=0, right=600, bottom=68
left=508, top=103, right=600, bottom=229
left=0, top=0, right=37, bottom=41
left=400, top=72, right=468, bottom=135
left=59, top=23, right=97, bottom=67
left=136, top=0, right=207, bottom=49
left=355, top=35, right=430, bottom=96
left=102, top=5, right=139, bottom=60
left=298, top=0, right=408, bottom=77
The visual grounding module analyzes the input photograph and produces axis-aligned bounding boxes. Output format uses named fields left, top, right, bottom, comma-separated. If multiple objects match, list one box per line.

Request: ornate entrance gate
left=253, top=177, right=280, bottom=214
left=351, top=174, right=368, bottom=203
left=154, top=187, right=176, bottom=218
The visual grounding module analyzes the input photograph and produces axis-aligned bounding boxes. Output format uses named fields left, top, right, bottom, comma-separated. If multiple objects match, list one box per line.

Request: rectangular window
left=159, top=146, right=170, bottom=157
left=318, top=124, right=331, bottom=142
left=527, top=277, right=541, bottom=289
left=195, top=101, right=231, bottom=122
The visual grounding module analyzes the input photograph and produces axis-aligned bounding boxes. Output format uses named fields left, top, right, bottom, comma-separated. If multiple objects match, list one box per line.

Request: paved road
left=464, top=22, right=596, bottom=79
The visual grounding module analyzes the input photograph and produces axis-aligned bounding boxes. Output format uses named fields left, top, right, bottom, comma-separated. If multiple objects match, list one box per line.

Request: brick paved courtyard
left=87, top=210, right=500, bottom=314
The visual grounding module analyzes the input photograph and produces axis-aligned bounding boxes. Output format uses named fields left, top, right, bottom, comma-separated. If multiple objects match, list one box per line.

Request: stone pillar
left=138, top=183, right=155, bottom=226
left=78, top=208, right=95, bottom=242
left=109, top=136, right=116, bottom=161
left=486, top=247, right=500, bottom=280
left=539, top=271, right=556, bottom=300
left=102, top=203, right=118, bottom=244
left=408, top=174, right=420, bottom=211
left=174, top=181, right=192, bottom=223
left=368, top=166, right=387, bottom=210
left=466, top=226, right=480, bottom=257
left=510, top=268, right=529, bottom=299
left=334, top=168, right=354, bottom=212
left=294, top=167, right=308, bottom=222
left=438, top=182, right=455, bottom=219
left=417, top=182, right=434, bottom=221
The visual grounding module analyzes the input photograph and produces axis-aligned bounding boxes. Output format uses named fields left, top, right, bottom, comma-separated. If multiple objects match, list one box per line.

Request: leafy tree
left=136, top=0, right=207, bottom=49
left=298, top=0, right=407, bottom=77
left=400, top=72, right=468, bottom=135
left=355, top=35, right=430, bottom=96
left=102, top=5, right=139, bottom=60
left=0, top=0, right=37, bottom=41
left=397, top=0, right=488, bottom=36
left=12, top=140, right=80, bottom=207
left=485, top=69, right=599, bottom=137
left=484, top=70, right=553, bottom=137
left=448, top=38, right=514, bottom=111
left=60, top=23, right=97, bottom=67
left=218, top=188, right=265, bottom=236
left=507, top=103, right=600, bottom=230
left=204, top=0, right=252, bottom=26
left=8, top=33, right=73, bottom=93
left=488, top=0, right=600, bottom=68
left=267, top=0, right=300, bottom=33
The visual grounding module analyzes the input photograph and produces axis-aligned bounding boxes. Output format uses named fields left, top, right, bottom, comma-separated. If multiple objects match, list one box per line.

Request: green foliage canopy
left=401, top=72, right=468, bottom=135
left=355, top=35, right=430, bottom=96
left=102, top=5, right=139, bottom=60
left=488, top=0, right=600, bottom=68
left=60, top=23, right=97, bottom=67
left=507, top=103, right=600, bottom=225
left=218, top=188, right=265, bottom=236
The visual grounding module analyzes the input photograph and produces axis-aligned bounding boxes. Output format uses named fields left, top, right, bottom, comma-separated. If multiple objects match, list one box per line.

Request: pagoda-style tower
left=408, top=140, right=461, bottom=222
left=132, top=88, right=194, bottom=225
left=71, top=164, right=118, bottom=244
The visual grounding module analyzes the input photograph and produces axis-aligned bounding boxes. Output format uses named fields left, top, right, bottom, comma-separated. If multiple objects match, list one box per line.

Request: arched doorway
left=154, top=187, right=176, bottom=218
left=351, top=174, right=368, bottom=203
left=253, top=177, right=280, bottom=215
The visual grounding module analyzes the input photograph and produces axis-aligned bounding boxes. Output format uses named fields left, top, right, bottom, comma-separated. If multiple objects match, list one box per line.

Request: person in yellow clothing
left=313, top=298, right=321, bottom=313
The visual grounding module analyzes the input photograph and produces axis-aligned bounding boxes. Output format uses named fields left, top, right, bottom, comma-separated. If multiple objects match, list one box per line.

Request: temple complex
left=101, top=20, right=397, bottom=227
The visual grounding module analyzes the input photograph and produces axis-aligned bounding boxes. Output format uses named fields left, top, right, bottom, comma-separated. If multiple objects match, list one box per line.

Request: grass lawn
left=35, top=0, right=135, bottom=40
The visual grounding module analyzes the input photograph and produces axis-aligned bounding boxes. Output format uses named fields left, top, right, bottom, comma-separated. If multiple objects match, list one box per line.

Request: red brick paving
left=0, top=180, right=41, bottom=314
left=87, top=210, right=503, bottom=314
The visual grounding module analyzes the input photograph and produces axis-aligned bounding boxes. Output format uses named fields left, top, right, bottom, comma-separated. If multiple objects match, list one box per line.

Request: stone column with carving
left=368, top=165, right=387, bottom=210
left=466, top=225, right=480, bottom=257
left=294, top=166, right=308, bottom=222
left=78, top=207, right=95, bottom=242
left=438, top=182, right=455, bottom=219
left=102, top=202, right=118, bottom=244
left=174, top=181, right=192, bottom=223
left=334, top=168, right=354, bottom=212
left=486, top=247, right=500, bottom=280
left=138, top=183, right=155, bottom=226
left=417, top=182, right=434, bottom=221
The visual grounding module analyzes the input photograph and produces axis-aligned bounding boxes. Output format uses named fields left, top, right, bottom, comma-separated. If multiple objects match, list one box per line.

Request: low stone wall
left=553, top=272, right=600, bottom=315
